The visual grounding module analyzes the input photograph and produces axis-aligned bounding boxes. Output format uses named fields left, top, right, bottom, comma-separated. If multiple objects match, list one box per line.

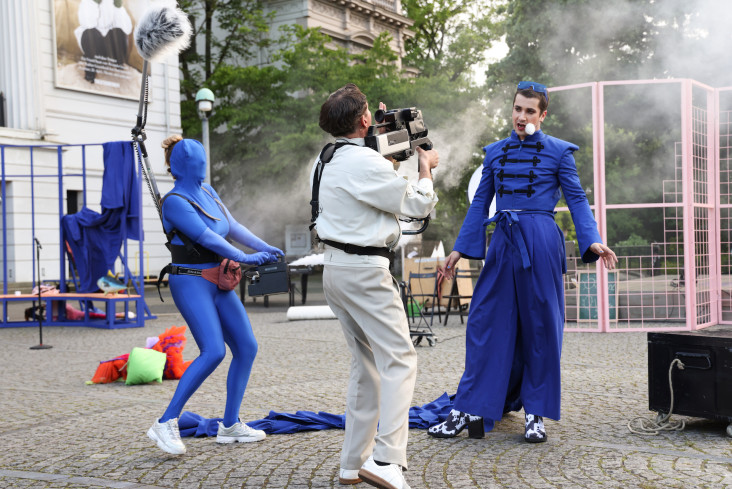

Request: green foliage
left=555, top=211, right=577, bottom=244
left=403, top=0, right=503, bottom=81
left=178, top=0, right=275, bottom=136
left=614, top=234, right=650, bottom=247
left=483, top=0, right=729, bottom=249
left=185, top=21, right=483, bottom=241
left=175, top=0, right=726, bottom=246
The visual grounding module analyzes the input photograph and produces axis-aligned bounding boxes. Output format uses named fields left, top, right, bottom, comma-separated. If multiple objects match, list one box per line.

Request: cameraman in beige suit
left=310, top=83, right=439, bottom=489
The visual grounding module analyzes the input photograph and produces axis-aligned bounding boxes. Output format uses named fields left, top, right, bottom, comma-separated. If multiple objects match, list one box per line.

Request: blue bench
left=0, top=292, right=144, bottom=329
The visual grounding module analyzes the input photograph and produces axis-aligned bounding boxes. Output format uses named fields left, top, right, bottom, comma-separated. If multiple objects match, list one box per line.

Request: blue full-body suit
left=158, top=139, right=278, bottom=427
left=452, top=130, right=602, bottom=430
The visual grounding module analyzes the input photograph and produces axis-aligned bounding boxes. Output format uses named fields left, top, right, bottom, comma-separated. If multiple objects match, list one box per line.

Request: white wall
left=0, top=0, right=181, bottom=284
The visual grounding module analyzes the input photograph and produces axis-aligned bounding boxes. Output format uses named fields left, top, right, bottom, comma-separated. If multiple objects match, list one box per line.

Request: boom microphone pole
left=131, top=4, right=192, bottom=222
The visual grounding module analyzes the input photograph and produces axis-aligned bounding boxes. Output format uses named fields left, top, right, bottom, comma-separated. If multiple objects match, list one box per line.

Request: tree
left=177, top=0, right=275, bottom=137
left=175, top=3, right=500, bottom=245
left=481, top=0, right=729, bottom=247
left=402, top=0, right=503, bottom=82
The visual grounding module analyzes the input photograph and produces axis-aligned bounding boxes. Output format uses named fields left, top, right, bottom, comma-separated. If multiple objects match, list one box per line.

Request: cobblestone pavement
left=0, top=283, right=731, bottom=488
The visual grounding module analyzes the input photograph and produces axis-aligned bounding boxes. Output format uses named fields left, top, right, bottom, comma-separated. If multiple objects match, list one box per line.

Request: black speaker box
left=648, top=329, right=732, bottom=421
left=247, top=262, right=289, bottom=297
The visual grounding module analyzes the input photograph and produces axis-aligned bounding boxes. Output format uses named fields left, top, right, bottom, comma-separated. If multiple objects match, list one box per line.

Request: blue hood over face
left=170, top=139, right=207, bottom=183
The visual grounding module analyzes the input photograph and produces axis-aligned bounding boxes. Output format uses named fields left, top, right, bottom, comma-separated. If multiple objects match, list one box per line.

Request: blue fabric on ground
left=61, top=141, right=141, bottom=292
left=407, top=392, right=454, bottom=429
left=248, top=411, right=346, bottom=434
left=178, top=393, right=457, bottom=436
left=178, top=411, right=223, bottom=437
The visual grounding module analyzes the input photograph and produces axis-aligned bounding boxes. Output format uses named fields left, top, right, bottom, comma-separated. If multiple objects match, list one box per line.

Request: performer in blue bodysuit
left=147, top=136, right=282, bottom=455
left=429, top=81, right=617, bottom=443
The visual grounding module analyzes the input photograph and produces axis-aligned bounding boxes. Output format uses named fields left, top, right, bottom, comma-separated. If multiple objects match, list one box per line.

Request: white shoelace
left=164, top=420, right=181, bottom=440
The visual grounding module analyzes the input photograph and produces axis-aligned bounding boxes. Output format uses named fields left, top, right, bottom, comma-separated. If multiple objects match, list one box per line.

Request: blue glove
left=240, top=252, right=273, bottom=266
left=264, top=245, right=284, bottom=257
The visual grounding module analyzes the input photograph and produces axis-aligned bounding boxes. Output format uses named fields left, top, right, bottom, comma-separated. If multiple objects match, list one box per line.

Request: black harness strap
left=157, top=188, right=230, bottom=301
left=160, top=189, right=228, bottom=259
left=310, top=141, right=358, bottom=230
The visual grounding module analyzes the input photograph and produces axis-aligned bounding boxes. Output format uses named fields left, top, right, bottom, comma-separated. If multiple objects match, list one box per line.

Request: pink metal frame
left=550, top=79, right=725, bottom=332
left=718, top=87, right=732, bottom=325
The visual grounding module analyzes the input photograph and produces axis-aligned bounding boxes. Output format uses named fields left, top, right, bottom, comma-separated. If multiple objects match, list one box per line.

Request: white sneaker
left=339, top=468, right=361, bottom=485
left=147, top=418, right=186, bottom=455
left=216, top=421, right=266, bottom=443
left=358, top=456, right=411, bottom=489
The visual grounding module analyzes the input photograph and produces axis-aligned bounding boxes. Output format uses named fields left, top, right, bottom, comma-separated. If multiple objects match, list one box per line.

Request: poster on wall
left=52, top=0, right=153, bottom=100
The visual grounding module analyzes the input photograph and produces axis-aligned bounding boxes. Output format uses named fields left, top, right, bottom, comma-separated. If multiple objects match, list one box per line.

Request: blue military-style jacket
left=454, top=129, right=602, bottom=264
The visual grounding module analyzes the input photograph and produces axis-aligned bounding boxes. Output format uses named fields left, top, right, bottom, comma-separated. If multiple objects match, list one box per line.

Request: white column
left=0, top=0, right=39, bottom=130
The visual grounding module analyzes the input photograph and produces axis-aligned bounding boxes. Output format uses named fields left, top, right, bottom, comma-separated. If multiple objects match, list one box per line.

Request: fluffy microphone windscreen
left=134, top=4, right=192, bottom=62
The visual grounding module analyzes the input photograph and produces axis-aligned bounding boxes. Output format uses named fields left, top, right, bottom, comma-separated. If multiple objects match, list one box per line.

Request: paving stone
left=1, top=284, right=730, bottom=488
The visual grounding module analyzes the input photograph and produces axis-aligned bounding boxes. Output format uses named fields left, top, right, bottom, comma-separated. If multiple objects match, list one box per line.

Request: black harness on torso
left=309, top=141, right=394, bottom=261
left=310, top=141, right=358, bottom=230
left=161, top=188, right=226, bottom=264
left=156, top=188, right=231, bottom=300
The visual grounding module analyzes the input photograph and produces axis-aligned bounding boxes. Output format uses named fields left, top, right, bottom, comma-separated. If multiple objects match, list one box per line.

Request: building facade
left=0, top=0, right=179, bottom=284
left=259, top=0, right=414, bottom=67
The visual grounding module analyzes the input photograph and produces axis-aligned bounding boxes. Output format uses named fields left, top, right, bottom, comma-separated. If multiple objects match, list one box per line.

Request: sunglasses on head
left=517, top=81, right=548, bottom=102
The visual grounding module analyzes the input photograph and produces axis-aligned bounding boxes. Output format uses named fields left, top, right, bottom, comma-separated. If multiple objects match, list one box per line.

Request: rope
left=628, top=358, right=686, bottom=435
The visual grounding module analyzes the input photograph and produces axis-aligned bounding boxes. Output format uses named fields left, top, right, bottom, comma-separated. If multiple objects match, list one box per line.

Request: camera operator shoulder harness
left=310, top=141, right=394, bottom=261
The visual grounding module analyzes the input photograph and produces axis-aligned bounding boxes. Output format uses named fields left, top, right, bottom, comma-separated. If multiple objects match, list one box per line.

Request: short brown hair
left=319, top=84, right=368, bottom=137
left=513, top=89, right=549, bottom=113
left=161, top=134, right=183, bottom=174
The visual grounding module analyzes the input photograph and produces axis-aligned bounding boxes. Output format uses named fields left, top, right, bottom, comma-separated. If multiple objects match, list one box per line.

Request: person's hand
left=417, top=146, right=439, bottom=180
left=590, top=243, right=618, bottom=270
left=440, top=250, right=462, bottom=280
left=240, top=252, right=272, bottom=266
left=377, top=102, right=388, bottom=134
left=416, top=147, right=439, bottom=170
left=264, top=245, right=284, bottom=258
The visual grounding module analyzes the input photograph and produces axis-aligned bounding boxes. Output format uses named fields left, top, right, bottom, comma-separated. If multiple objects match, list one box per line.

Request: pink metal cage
left=548, top=80, right=727, bottom=332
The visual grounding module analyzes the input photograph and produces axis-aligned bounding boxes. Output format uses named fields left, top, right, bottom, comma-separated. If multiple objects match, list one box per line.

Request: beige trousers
left=322, top=250, right=417, bottom=470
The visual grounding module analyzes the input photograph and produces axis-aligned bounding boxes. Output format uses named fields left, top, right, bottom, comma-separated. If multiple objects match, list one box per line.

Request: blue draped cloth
left=178, top=393, right=455, bottom=437
left=61, top=141, right=141, bottom=292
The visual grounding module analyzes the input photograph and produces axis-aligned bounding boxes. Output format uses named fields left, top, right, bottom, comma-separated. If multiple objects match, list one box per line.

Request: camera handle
left=401, top=216, right=430, bottom=235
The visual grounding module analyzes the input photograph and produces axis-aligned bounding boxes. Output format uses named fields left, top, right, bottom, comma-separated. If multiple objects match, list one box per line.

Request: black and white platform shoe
left=524, top=413, right=546, bottom=443
left=428, top=409, right=484, bottom=439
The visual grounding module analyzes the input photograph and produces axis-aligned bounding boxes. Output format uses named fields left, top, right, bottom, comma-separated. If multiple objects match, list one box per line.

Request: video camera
left=365, top=108, right=432, bottom=162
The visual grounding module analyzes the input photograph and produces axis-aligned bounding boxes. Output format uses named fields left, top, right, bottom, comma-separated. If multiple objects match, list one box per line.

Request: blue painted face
left=170, top=139, right=207, bottom=183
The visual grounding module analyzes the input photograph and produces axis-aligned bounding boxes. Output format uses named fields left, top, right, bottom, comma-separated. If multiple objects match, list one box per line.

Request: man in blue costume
left=428, top=81, right=617, bottom=443
left=146, top=136, right=282, bottom=455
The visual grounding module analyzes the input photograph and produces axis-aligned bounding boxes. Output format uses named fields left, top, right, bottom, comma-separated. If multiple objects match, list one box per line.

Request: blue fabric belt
left=484, top=210, right=555, bottom=270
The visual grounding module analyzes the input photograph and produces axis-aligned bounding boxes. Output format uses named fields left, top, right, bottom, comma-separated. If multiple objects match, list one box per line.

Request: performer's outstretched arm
left=163, top=196, right=274, bottom=265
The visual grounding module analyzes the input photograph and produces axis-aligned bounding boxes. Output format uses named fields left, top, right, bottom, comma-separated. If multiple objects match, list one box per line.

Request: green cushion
left=125, top=347, right=167, bottom=385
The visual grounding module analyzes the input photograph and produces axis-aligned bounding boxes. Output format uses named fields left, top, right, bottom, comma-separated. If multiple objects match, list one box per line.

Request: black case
left=247, top=262, right=290, bottom=297
left=647, top=329, right=732, bottom=421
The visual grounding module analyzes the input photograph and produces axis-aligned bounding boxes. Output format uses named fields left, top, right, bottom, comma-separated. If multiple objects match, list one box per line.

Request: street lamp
left=195, top=88, right=215, bottom=184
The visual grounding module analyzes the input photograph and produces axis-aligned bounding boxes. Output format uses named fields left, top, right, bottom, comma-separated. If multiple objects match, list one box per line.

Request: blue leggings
left=160, top=274, right=258, bottom=427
